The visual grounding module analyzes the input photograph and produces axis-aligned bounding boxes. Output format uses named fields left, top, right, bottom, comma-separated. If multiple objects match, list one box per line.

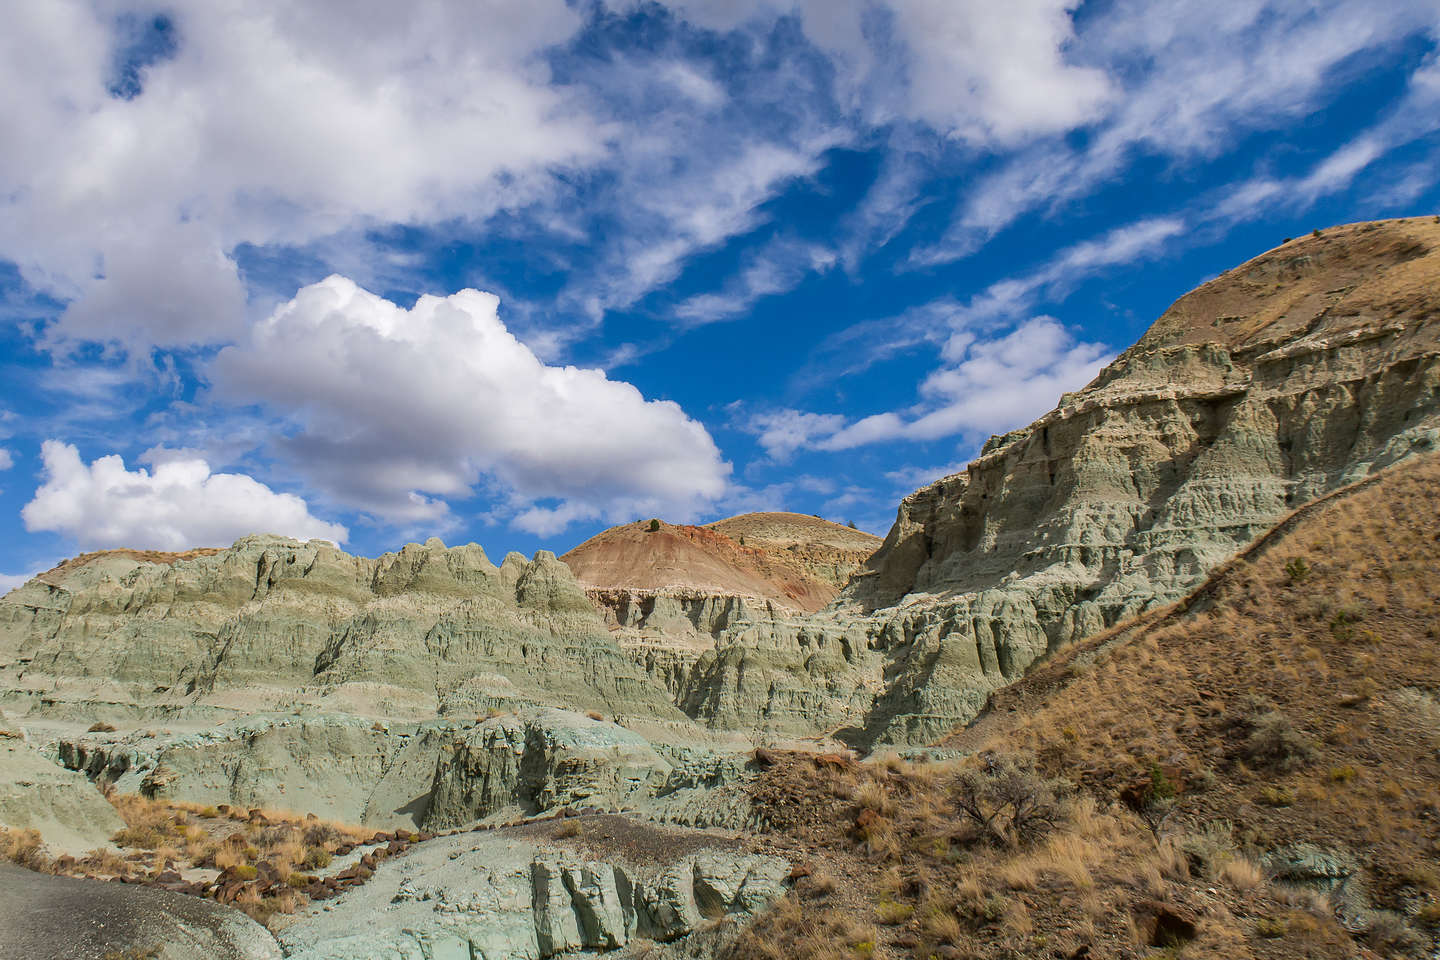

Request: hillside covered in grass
left=732, top=454, right=1440, bottom=959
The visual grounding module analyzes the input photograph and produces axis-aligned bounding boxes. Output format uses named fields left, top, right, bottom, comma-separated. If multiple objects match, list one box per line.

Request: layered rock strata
left=666, top=218, right=1440, bottom=746
left=0, top=538, right=756, bottom=828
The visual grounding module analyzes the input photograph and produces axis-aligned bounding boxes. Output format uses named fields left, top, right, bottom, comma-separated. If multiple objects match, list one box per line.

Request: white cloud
left=211, top=276, right=731, bottom=533
left=622, top=0, right=1110, bottom=142
left=811, top=317, right=1110, bottom=451
left=748, top=410, right=848, bottom=461
left=912, top=0, right=1440, bottom=265
left=0, top=571, right=40, bottom=595
left=673, top=237, right=836, bottom=327
left=21, top=440, right=348, bottom=550
left=0, top=448, right=13, bottom=471
left=1, top=0, right=600, bottom=351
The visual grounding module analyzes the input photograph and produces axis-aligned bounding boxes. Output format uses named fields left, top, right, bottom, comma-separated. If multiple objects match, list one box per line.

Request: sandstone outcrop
left=668, top=218, right=1440, bottom=746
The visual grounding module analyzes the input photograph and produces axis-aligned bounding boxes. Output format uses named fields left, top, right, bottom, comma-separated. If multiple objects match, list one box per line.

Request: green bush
left=647, top=518, right=660, bottom=532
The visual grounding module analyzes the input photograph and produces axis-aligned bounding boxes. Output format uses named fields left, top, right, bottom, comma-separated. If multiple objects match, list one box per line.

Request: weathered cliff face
left=0, top=535, right=682, bottom=726
left=4, top=218, right=1437, bottom=842
left=277, top=827, right=789, bottom=960
left=563, top=514, right=880, bottom=711
left=669, top=219, right=1440, bottom=747
left=0, top=536, right=755, bottom=828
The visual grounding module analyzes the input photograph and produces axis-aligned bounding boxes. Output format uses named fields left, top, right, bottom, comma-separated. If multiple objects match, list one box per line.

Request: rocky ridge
left=0, top=536, right=758, bottom=832
left=658, top=218, right=1440, bottom=746
left=2, top=217, right=1439, bottom=958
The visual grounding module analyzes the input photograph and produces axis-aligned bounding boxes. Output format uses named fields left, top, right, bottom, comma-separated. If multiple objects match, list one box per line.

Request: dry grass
left=733, top=455, right=1440, bottom=960
left=8, top=791, right=380, bottom=929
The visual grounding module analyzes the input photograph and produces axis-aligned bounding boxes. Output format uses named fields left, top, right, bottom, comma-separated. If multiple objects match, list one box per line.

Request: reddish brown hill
left=560, top=513, right=880, bottom=613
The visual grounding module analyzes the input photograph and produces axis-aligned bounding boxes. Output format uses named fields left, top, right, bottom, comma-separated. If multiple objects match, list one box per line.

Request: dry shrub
left=1242, top=711, right=1317, bottom=771
left=1219, top=856, right=1265, bottom=892
left=554, top=819, right=583, bottom=839
left=919, top=898, right=964, bottom=945
left=214, top=843, right=250, bottom=871
left=727, top=895, right=880, bottom=960
left=853, top=779, right=894, bottom=816
left=0, top=828, right=50, bottom=871
left=302, top=845, right=332, bottom=869
left=953, top=753, right=1069, bottom=846
left=81, top=847, right=129, bottom=875
left=1036, top=833, right=1096, bottom=889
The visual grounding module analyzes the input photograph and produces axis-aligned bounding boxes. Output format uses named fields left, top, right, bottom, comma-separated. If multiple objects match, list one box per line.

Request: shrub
left=1137, top=762, right=1178, bottom=839
left=0, top=828, right=49, bottom=871
left=1257, top=785, right=1294, bottom=807
left=1283, top=557, right=1310, bottom=582
left=1255, top=917, right=1286, bottom=938
left=647, top=519, right=660, bottom=532
left=953, top=753, right=1069, bottom=846
left=1243, top=711, right=1317, bottom=771
left=555, top=819, right=583, bottom=839
left=874, top=899, right=913, bottom=924
left=1363, top=910, right=1423, bottom=954
left=302, top=846, right=332, bottom=869
left=87, top=721, right=117, bottom=733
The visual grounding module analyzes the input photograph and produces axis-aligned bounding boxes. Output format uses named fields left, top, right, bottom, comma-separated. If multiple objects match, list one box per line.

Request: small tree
left=648, top=518, right=660, bottom=532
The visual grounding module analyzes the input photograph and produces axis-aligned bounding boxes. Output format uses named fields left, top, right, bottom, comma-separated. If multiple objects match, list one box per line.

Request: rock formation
left=276, top=825, right=788, bottom=959
left=668, top=218, right=1440, bottom=746
left=0, top=536, right=752, bottom=828
left=0, top=717, right=125, bottom=856
left=562, top=513, right=879, bottom=703
left=2, top=220, right=1438, bottom=917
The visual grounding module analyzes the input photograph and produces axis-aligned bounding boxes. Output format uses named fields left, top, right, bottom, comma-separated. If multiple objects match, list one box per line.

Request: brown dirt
left=561, top=513, right=879, bottom=612
left=1136, top=216, right=1440, bottom=354
left=728, top=453, right=1440, bottom=960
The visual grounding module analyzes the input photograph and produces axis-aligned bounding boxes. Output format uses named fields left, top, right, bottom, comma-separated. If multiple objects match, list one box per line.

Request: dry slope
left=730, top=452, right=1440, bottom=960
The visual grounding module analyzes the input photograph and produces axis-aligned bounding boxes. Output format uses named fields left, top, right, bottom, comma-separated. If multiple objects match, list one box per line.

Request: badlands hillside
left=0, top=217, right=1437, bottom=958
left=562, top=513, right=880, bottom=701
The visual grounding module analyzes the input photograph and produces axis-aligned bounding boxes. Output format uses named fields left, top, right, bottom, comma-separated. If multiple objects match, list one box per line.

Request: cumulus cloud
left=748, top=410, right=848, bottom=461
left=21, top=441, right=348, bottom=550
left=211, top=276, right=731, bottom=533
left=1, top=0, right=600, bottom=351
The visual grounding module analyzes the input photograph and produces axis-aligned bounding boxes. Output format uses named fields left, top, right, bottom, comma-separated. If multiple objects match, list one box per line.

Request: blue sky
left=2, top=0, right=1439, bottom=584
